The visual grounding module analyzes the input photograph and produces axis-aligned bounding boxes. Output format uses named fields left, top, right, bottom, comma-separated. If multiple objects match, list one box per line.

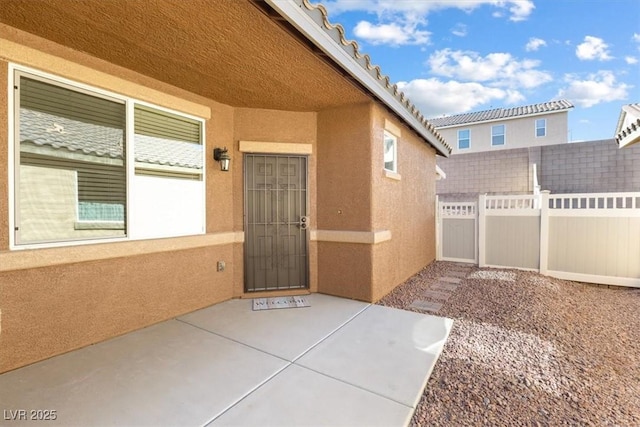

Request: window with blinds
left=134, top=105, right=203, bottom=179
left=16, top=74, right=127, bottom=244
left=14, top=70, right=206, bottom=246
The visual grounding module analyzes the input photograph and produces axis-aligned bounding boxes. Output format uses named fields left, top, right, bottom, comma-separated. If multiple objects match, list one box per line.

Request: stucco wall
left=438, top=112, right=569, bottom=155
left=316, top=103, right=374, bottom=301
left=437, top=139, right=640, bottom=201
left=0, top=244, right=234, bottom=373
left=370, top=105, right=437, bottom=301
left=0, top=37, right=237, bottom=373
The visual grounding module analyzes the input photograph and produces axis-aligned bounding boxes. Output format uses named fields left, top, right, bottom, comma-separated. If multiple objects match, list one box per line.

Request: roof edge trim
left=265, top=0, right=451, bottom=157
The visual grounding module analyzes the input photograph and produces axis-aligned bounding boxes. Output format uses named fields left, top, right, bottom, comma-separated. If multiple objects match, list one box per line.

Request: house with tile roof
left=0, top=0, right=451, bottom=373
left=430, top=100, right=573, bottom=154
left=615, top=103, right=640, bottom=148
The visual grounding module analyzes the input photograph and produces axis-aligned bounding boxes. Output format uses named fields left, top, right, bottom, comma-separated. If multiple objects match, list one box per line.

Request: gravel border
left=378, top=261, right=640, bottom=426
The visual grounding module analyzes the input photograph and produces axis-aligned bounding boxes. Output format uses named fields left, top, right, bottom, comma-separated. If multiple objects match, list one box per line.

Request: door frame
left=243, top=153, right=310, bottom=292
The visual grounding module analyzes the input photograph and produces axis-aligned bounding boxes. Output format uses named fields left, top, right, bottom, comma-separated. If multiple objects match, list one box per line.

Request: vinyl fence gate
left=436, top=198, right=477, bottom=264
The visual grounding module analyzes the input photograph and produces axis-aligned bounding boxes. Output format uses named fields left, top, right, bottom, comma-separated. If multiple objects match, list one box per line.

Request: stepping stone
left=440, top=277, right=462, bottom=284
left=422, top=290, right=451, bottom=301
left=447, top=270, right=468, bottom=278
left=408, top=300, right=443, bottom=313
left=432, top=282, right=458, bottom=292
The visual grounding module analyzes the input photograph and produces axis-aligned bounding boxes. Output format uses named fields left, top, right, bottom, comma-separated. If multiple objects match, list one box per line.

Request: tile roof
left=20, top=108, right=203, bottom=169
left=428, top=100, right=574, bottom=128
left=615, top=103, right=640, bottom=148
left=297, top=0, right=451, bottom=155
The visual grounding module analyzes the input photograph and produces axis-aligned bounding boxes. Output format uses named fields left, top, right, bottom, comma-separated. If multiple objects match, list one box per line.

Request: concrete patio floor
left=0, top=294, right=452, bottom=426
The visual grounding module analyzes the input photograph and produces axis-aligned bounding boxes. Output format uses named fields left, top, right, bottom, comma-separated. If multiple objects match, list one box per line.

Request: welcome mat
left=252, top=296, right=310, bottom=311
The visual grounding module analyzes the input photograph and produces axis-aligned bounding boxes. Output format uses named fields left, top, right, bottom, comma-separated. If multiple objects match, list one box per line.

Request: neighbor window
left=458, top=129, right=470, bottom=150
left=491, top=124, right=505, bottom=146
left=383, top=131, right=397, bottom=172
left=13, top=69, right=204, bottom=246
left=535, top=119, right=546, bottom=137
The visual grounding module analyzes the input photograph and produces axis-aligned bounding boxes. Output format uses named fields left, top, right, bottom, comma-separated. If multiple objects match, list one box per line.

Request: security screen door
left=244, top=154, right=309, bottom=292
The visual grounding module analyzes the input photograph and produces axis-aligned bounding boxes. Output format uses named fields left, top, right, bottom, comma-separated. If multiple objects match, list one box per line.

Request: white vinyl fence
left=436, top=198, right=477, bottom=263
left=437, top=191, right=640, bottom=287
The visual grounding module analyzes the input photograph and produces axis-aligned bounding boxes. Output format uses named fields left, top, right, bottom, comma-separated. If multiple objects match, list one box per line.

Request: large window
left=13, top=70, right=204, bottom=247
left=491, top=124, right=505, bottom=146
left=535, top=119, right=546, bottom=137
left=458, top=129, right=470, bottom=150
left=383, top=131, right=397, bottom=173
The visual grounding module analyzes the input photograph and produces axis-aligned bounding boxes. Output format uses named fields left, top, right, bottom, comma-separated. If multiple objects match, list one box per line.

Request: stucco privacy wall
left=437, top=139, right=640, bottom=201
left=316, top=103, right=374, bottom=301
left=0, top=34, right=241, bottom=372
left=371, top=105, right=437, bottom=301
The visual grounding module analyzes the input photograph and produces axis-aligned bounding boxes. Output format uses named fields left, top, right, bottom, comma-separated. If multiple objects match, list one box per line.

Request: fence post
left=435, top=195, right=440, bottom=261
left=478, top=194, right=486, bottom=267
left=539, top=191, right=550, bottom=275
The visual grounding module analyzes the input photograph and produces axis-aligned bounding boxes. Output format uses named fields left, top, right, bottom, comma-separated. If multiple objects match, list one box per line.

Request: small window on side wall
left=491, top=124, right=505, bottom=146
left=383, top=131, right=397, bottom=173
left=458, top=129, right=470, bottom=150
left=535, top=119, right=546, bottom=137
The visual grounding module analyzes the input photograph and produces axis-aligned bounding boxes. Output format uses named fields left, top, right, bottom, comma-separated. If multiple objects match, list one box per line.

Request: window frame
left=535, top=118, right=546, bottom=137
left=491, top=124, right=506, bottom=147
left=383, top=130, right=398, bottom=173
left=9, top=64, right=206, bottom=250
left=457, top=129, right=470, bottom=150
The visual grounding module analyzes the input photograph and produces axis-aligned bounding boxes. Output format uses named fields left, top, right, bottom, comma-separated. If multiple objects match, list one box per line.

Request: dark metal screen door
left=244, top=154, right=309, bottom=292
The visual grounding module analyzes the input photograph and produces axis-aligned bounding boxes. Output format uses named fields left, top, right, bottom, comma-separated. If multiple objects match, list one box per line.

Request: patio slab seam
left=202, top=363, right=291, bottom=427
left=203, top=304, right=390, bottom=425
left=288, top=363, right=416, bottom=409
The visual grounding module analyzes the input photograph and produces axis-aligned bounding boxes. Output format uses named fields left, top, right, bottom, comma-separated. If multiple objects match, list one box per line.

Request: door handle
left=299, top=216, right=309, bottom=229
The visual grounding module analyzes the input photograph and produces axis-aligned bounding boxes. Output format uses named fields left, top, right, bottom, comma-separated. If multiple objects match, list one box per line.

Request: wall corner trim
left=310, top=229, right=391, bottom=244
left=239, top=141, right=313, bottom=154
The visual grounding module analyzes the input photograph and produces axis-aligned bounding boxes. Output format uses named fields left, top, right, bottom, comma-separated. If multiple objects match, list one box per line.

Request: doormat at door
left=252, top=296, right=310, bottom=311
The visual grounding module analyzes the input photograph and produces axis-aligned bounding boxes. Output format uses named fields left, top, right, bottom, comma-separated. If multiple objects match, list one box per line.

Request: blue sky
left=319, top=0, right=640, bottom=142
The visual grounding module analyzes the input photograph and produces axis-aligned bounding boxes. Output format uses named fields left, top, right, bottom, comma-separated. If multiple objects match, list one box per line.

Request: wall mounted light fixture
left=213, top=147, right=231, bottom=172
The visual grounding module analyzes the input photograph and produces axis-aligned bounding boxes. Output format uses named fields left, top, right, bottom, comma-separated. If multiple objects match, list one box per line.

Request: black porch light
left=213, top=147, right=231, bottom=172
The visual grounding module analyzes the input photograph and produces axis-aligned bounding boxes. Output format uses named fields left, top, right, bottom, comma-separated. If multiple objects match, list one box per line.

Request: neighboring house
left=0, top=0, right=451, bottom=373
left=615, top=103, right=640, bottom=148
left=430, top=100, right=574, bottom=154
left=437, top=138, right=640, bottom=202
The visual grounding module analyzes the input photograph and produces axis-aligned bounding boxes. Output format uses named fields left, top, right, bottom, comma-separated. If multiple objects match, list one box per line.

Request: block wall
left=437, top=139, right=640, bottom=201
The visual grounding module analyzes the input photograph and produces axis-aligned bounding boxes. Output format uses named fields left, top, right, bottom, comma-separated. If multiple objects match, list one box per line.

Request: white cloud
left=525, top=37, right=547, bottom=51
left=451, top=23, right=468, bottom=37
left=322, top=0, right=534, bottom=46
left=323, top=0, right=534, bottom=21
left=633, top=33, right=640, bottom=43
left=353, top=20, right=430, bottom=45
left=396, top=78, right=522, bottom=117
left=556, top=71, right=630, bottom=107
left=625, top=56, right=638, bottom=65
left=576, top=36, right=613, bottom=61
left=427, top=49, right=552, bottom=89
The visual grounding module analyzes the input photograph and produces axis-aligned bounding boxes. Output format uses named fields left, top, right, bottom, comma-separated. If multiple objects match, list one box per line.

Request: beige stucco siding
left=370, top=105, right=437, bottom=300
left=0, top=244, right=235, bottom=372
left=439, top=112, right=569, bottom=154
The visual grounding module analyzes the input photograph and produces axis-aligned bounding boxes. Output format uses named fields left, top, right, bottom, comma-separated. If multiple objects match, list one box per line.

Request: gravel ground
left=378, top=261, right=640, bottom=426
